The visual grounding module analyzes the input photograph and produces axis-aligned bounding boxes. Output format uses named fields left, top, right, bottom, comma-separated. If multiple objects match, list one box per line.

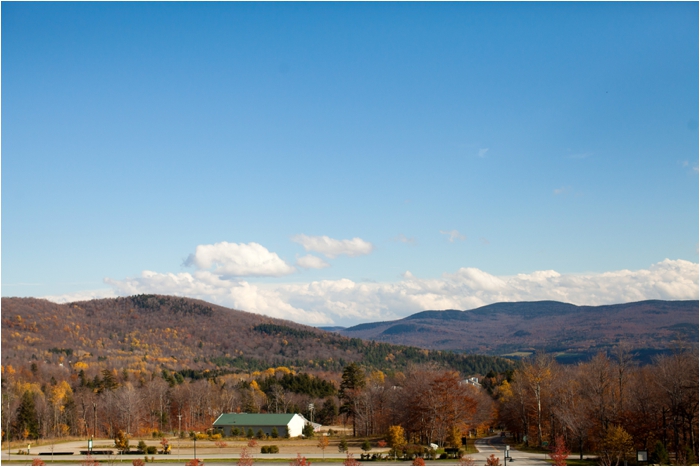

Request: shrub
left=237, top=448, right=254, bottom=466
left=256, top=429, right=265, bottom=440
left=132, top=459, right=145, bottom=466
left=185, top=460, right=203, bottom=466
left=290, top=453, right=311, bottom=466
left=271, top=427, right=279, bottom=438
left=81, top=455, right=100, bottom=466
left=247, top=428, right=255, bottom=439
left=412, top=458, right=425, bottom=466
left=458, top=455, right=476, bottom=466
left=232, top=428, right=240, bottom=437
left=209, top=433, right=222, bottom=441
left=146, top=446, right=157, bottom=455
left=137, top=441, right=147, bottom=453
left=32, top=459, right=46, bottom=466
left=485, top=454, right=501, bottom=466
left=343, top=453, right=361, bottom=466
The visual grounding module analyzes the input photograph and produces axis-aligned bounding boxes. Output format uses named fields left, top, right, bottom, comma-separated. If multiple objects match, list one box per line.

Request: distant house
left=212, top=413, right=320, bottom=438
left=463, top=377, right=481, bottom=387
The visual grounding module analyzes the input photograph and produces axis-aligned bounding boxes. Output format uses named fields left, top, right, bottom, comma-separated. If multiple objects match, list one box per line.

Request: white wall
left=287, top=414, right=306, bottom=437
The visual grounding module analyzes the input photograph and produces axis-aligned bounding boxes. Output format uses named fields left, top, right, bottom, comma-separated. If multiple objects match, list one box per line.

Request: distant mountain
left=318, top=326, right=346, bottom=332
left=338, top=300, right=699, bottom=363
left=1, top=295, right=513, bottom=377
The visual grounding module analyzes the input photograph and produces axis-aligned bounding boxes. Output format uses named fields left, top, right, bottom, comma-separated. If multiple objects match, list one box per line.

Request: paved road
left=472, top=435, right=549, bottom=465
left=2, top=436, right=551, bottom=465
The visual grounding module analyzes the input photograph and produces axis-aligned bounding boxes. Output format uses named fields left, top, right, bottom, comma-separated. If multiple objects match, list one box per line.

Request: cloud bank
left=291, top=234, right=374, bottom=258
left=45, top=259, right=699, bottom=327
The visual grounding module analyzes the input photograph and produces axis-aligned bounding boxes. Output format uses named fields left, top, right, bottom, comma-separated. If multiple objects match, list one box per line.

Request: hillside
left=338, top=300, right=699, bottom=363
left=1, top=295, right=513, bottom=378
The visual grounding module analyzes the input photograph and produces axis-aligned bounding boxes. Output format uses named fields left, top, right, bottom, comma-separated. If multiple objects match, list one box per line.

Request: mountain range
left=327, top=300, right=698, bottom=363
left=1, top=295, right=513, bottom=377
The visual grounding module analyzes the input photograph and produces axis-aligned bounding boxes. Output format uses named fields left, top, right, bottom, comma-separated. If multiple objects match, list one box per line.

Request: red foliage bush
left=290, top=453, right=311, bottom=466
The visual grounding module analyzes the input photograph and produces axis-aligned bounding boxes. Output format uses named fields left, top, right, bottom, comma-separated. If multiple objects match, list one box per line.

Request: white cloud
left=43, top=288, right=117, bottom=303
left=440, top=230, right=466, bottom=242
left=45, top=259, right=699, bottom=327
left=393, top=234, right=416, bottom=244
left=478, top=148, right=489, bottom=158
left=103, top=270, right=331, bottom=324
left=184, top=241, right=295, bottom=277
left=296, top=254, right=330, bottom=270
left=291, top=234, right=374, bottom=259
left=553, top=186, right=570, bottom=195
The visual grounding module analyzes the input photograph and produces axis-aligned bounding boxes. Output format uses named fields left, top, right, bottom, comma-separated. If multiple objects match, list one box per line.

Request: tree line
left=495, top=347, right=698, bottom=465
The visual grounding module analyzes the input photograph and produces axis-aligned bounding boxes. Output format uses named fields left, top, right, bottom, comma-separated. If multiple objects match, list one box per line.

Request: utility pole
left=93, top=402, right=97, bottom=440
left=177, top=413, right=182, bottom=461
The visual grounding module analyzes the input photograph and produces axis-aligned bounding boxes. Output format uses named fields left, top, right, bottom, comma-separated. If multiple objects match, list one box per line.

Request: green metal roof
left=213, top=413, right=296, bottom=426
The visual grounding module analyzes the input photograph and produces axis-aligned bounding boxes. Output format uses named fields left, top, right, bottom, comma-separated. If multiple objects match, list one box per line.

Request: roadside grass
left=552, top=457, right=600, bottom=466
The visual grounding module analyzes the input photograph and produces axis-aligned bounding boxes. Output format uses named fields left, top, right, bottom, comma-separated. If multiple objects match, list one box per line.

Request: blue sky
left=3, top=2, right=698, bottom=326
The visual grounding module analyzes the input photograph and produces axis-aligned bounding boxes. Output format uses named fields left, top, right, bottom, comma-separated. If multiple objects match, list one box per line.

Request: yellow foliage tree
left=599, top=425, right=633, bottom=466
left=387, top=425, right=406, bottom=459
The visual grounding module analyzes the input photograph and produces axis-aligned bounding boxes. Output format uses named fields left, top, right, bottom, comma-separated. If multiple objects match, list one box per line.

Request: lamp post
left=193, top=433, right=197, bottom=460
left=504, top=445, right=510, bottom=466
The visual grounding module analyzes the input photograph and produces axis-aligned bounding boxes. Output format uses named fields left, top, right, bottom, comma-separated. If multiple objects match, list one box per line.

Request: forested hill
left=1, top=295, right=513, bottom=379
left=338, top=299, right=699, bottom=363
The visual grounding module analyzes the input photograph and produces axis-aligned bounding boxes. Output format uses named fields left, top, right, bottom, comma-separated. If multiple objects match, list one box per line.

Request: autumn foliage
left=237, top=448, right=254, bottom=466
left=549, top=435, right=570, bottom=466
left=289, top=453, right=311, bottom=466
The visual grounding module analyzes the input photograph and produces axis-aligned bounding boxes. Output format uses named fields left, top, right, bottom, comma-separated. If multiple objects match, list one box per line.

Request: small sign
left=637, top=450, right=648, bottom=462
left=88, top=439, right=93, bottom=450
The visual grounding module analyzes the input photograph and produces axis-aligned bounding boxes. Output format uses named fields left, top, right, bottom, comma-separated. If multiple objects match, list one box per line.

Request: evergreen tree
left=318, top=398, right=339, bottom=425
left=271, top=427, right=279, bottom=439
left=14, top=391, right=39, bottom=440
left=302, top=422, right=315, bottom=438
left=339, top=363, right=365, bottom=437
